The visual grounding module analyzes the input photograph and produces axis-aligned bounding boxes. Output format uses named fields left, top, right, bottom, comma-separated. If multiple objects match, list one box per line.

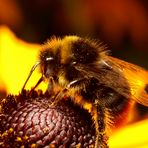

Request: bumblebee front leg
left=93, top=102, right=109, bottom=148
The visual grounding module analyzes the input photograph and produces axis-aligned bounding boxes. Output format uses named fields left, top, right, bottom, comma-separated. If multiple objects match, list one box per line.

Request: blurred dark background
left=0, top=0, right=148, bottom=120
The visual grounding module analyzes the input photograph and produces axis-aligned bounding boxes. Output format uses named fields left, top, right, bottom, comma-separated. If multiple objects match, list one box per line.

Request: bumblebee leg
left=51, top=79, right=85, bottom=106
left=30, top=76, right=44, bottom=91
left=69, top=94, right=109, bottom=148
left=93, top=102, right=109, bottom=148
left=50, top=87, right=68, bottom=106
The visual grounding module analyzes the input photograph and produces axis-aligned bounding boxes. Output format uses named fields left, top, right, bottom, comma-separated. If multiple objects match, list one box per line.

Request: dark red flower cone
left=0, top=90, right=95, bottom=148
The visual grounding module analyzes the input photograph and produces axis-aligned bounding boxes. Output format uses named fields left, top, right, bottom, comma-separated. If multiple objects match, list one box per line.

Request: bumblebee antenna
left=22, top=61, right=41, bottom=92
left=30, top=75, right=44, bottom=92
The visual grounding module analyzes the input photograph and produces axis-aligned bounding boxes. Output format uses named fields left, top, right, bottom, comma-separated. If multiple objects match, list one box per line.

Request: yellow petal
left=0, top=26, right=46, bottom=94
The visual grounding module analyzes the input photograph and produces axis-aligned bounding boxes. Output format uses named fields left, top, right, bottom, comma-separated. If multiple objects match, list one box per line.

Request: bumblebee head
left=39, top=36, right=106, bottom=85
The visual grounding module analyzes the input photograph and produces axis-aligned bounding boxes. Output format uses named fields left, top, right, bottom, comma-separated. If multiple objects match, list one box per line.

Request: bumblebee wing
left=108, top=56, right=148, bottom=106
left=75, top=62, right=132, bottom=99
left=75, top=57, right=148, bottom=106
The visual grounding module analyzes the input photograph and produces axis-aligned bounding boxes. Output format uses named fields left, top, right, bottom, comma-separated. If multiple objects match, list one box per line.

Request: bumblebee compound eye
left=40, top=49, right=61, bottom=78
left=0, top=90, right=95, bottom=147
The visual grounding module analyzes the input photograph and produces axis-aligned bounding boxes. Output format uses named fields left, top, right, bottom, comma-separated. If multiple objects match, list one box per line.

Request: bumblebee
left=22, top=36, right=148, bottom=148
